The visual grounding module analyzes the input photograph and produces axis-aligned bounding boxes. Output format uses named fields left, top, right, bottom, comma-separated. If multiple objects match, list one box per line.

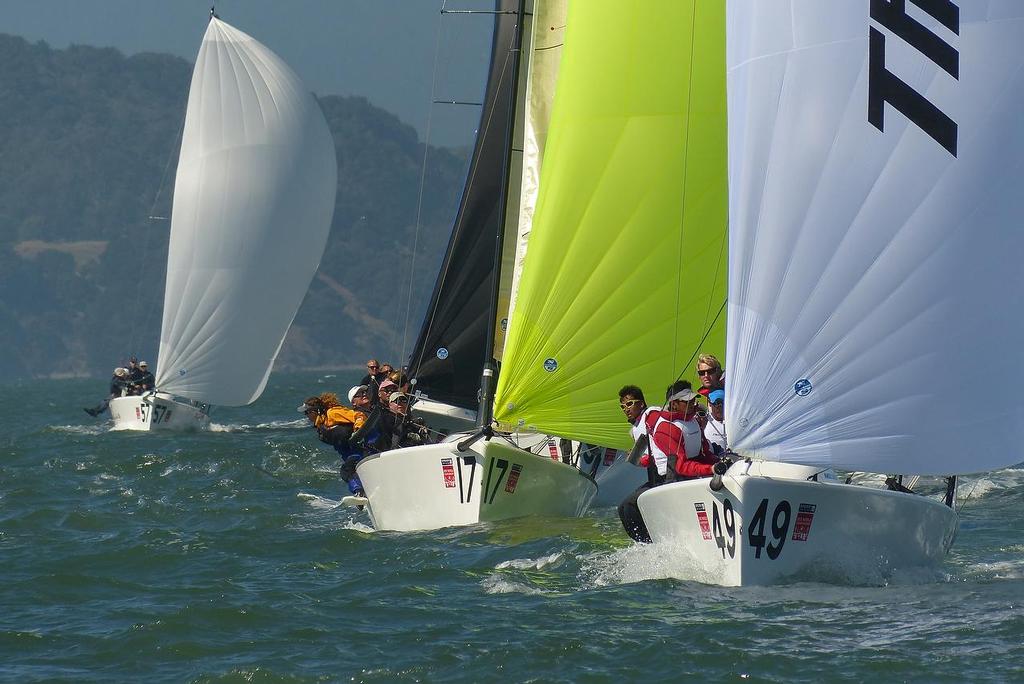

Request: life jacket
left=315, top=406, right=367, bottom=452
left=315, top=406, right=366, bottom=431
left=643, top=408, right=716, bottom=479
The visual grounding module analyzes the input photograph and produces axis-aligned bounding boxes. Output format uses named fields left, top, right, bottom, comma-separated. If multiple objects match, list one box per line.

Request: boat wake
left=579, top=541, right=720, bottom=587
left=494, top=552, right=565, bottom=571
left=296, top=491, right=342, bottom=509
left=295, top=492, right=374, bottom=534
left=210, top=418, right=306, bottom=432
left=482, top=552, right=568, bottom=596
left=959, top=467, right=1024, bottom=500
left=340, top=519, right=375, bottom=534
left=480, top=574, right=550, bottom=596
left=51, top=423, right=108, bottom=435
left=965, top=557, right=1024, bottom=580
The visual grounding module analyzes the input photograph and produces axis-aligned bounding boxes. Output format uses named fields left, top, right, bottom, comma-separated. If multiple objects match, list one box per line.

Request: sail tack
left=493, top=0, right=729, bottom=450
left=154, top=18, right=337, bottom=406
left=726, top=1, right=1024, bottom=475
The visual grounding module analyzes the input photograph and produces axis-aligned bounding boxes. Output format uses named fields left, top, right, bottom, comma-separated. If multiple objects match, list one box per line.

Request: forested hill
left=0, top=33, right=468, bottom=382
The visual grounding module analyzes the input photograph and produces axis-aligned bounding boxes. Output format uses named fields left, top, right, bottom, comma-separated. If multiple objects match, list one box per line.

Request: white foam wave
left=297, top=492, right=341, bottom=509
left=51, top=424, right=107, bottom=435
left=580, top=541, right=721, bottom=587
left=209, top=418, right=306, bottom=433
left=958, top=468, right=1024, bottom=501
left=480, top=576, right=548, bottom=595
left=340, top=520, right=375, bottom=533
left=965, top=558, right=1024, bottom=580
left=494, top=552, right=564, bottom=571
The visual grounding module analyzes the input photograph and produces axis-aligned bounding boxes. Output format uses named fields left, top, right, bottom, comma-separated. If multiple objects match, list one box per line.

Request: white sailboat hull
left=591, top=454, right=648, bottom=508
left=354, top=439, right=597, bottom=532
left=109, top=393, right=210, bottom=432
left=638, top=461, right=958, bottom=586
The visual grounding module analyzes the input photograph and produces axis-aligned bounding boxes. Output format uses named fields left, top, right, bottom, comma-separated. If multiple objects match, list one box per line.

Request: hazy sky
left=2, top=0, right=496, bottom=147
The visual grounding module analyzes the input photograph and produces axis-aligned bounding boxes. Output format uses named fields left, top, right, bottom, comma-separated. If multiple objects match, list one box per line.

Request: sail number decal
left=748, top=498, right=792, bottom=560
left=699, top=498, right=818, bottom=560
left=747, top=499, right=817, bottom=559
left=442, top=456, right=479, bottom=504
left=696, top=500, right=738, bottom=559
left=713, top=500, right=737, bottom=559
left=442, top=456, right=525, bottom=504
left=136, top=404, right=172, bottom=425
left=482, top=458, right=524, bottom=504
left=868, top=0, right=960, bottom=156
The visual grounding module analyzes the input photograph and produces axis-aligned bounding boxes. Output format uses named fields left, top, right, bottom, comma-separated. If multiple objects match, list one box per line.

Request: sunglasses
left=367, top=365, right=378, bottom=369
left=619, top=399, right=641, bottom=409
left=697, top=368, right=719, bottom=376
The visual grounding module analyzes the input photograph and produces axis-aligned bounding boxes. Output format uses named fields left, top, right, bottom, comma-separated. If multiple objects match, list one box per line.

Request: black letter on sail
left=868, top=0, right=959, bottom=156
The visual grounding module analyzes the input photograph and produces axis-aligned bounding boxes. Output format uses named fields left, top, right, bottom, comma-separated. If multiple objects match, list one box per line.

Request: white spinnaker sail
left=726, top=2, right=1024, bottom=475
left=154, top=18, right=337, bottom=406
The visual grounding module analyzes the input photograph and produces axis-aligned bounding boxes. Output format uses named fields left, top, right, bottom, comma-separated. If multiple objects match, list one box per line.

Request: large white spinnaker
left=154, top=18, right=337, bottom=406
left=725, top=2, right=1024, bottom=475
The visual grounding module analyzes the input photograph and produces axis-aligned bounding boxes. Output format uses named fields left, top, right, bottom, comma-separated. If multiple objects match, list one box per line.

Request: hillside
left=0, top=33, right=469, bottom=381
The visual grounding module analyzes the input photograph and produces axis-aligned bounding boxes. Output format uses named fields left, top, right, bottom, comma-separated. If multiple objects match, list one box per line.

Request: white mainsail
left=726, top=1, right=1024, bottom=475
left=154, top=18, right=337, bottom=406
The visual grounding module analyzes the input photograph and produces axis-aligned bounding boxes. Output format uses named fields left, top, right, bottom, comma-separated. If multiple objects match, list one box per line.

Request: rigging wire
left=673, top=298, right=727, bottom=387
left=398, top=3, right=448, bottom=371
left=406, top=4, right=512, bottom=380
left=669, top=2, right=727, bottom=392
left=957, top=476, right=982, bottom=514
left=126, top=103, right=187, bottom=365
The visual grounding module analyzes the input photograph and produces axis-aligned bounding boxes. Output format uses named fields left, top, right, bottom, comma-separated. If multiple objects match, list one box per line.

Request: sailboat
left=492, top=0, right=729, bottom=480
left=349, top=0, right=625, bottom=532
left=109, top=14, right=337, bottom=431
left=637, top=0, right=1024, bottom=585
left=516, top=0, right=1022, bottom=586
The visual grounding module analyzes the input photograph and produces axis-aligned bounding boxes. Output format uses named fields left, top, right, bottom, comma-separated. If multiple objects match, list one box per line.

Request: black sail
left=407, top=1, right=520, bottom=410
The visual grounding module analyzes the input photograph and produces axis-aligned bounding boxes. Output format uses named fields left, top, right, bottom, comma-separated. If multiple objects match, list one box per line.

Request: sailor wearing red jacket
left=643, top=387, right=718, bottom=480
left=616, top=383, right=720, bottom=543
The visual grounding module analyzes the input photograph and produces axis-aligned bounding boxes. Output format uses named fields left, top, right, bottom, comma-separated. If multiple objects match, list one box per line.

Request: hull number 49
left=698, top=497, right=818, bottom=561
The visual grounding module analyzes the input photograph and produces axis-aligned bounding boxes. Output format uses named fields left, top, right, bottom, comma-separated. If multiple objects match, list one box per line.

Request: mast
left=406, top=1, right=523, bottom=411
left=459, top=0, right=528, bottom=448
left=477, top=0, right=527, bottom=431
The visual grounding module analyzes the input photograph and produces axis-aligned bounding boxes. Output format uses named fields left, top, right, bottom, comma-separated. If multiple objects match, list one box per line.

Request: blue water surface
left=1, top=373, right=1021, bottom=682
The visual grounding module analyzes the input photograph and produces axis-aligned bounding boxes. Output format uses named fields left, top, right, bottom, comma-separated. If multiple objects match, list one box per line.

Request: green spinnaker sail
left=493, top=0, right=727, bottom=450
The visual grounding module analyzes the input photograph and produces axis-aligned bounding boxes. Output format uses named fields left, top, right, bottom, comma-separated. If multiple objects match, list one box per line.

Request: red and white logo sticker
left=694, top=502, right=713, bottom=540
left=792, top=503, right=816, bottom=541
left=505, top=463, right=523, bottom=493
left=547, top=440, right=560, bottom=461
left=441, top=458, right=456, bottom=489
left=603, top=448, right=617, bottom=466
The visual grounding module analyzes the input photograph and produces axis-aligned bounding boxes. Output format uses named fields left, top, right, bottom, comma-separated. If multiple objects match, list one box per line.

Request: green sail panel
left=493, top=0, right=727, bottom=450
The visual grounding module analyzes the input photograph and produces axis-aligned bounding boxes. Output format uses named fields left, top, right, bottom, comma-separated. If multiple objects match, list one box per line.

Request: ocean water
left=2, top=372, right=1022, bottom=683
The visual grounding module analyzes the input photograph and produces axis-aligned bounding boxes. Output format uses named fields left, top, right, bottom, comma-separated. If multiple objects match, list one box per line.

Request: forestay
left=494, top=0, right=728, bottom=450
left=155, top=18, right=337, bottom=406
left=726, top=1, right=1024, bottom=475
left=407, top=1, right=520, bottom=410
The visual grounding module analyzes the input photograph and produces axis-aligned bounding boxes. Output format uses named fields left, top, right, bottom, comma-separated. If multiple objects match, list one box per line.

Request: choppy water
left=2, top=373, right=1022, bottom=682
